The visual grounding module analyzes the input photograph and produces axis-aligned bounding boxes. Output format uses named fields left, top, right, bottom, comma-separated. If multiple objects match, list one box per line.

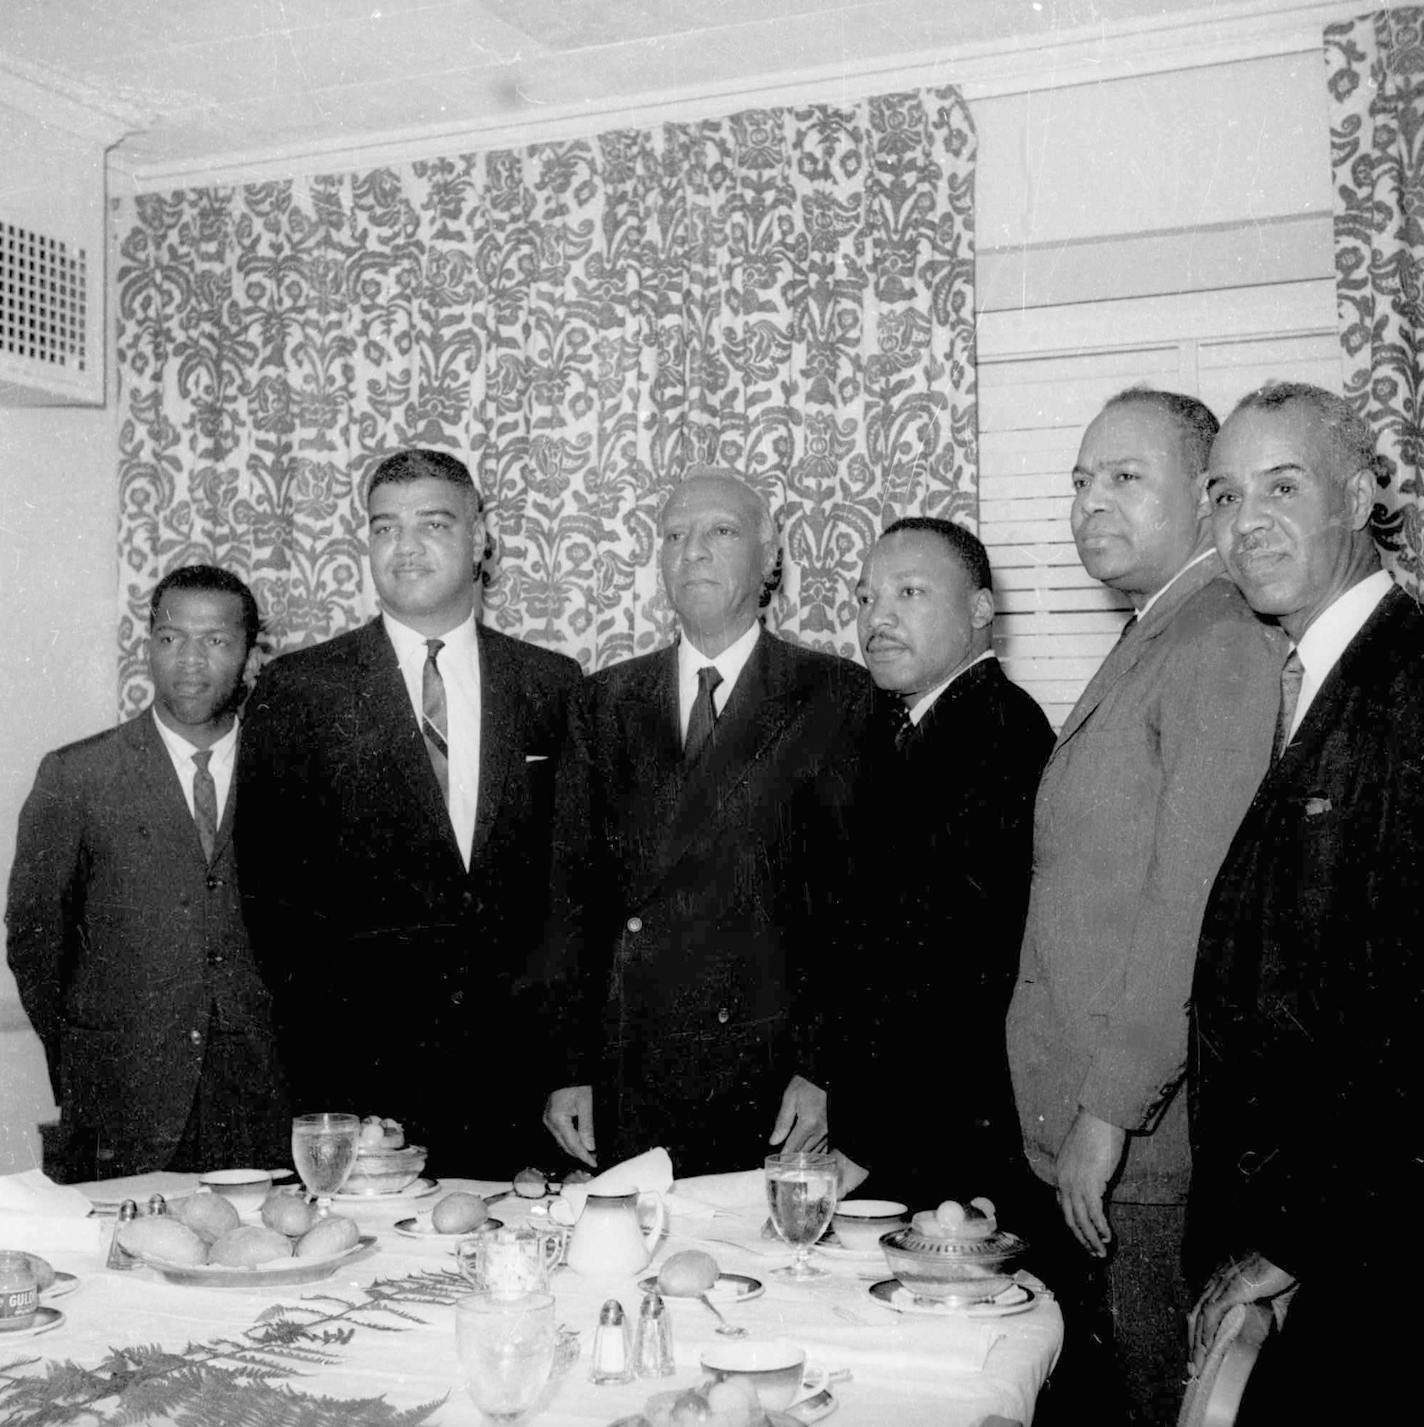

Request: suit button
left=451, top=990, right=465, bottom=1006
left=189, top=1029, right=202, bottom=1045
left=626, top=917, right=643, bottom=933
left=209, top=955, right=224, bottom=966
left=205, top=877, right=218, bottom=891
left=717, top=1007, right=730, bottom=1024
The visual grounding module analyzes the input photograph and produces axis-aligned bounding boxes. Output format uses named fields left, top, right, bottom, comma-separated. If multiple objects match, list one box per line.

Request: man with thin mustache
left=1187, top=382, right=1424, bottom=1424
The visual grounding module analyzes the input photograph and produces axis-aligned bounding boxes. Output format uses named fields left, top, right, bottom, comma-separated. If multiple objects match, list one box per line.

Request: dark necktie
left=1272, top=649, right=1304, bottom=761
left=191, top=749, right=217, bottom=863
left=889, top=700, right=915, bottom=752
left=684, top=665, right=723, bottom=761
left=422, top=638, right=450, bottom=804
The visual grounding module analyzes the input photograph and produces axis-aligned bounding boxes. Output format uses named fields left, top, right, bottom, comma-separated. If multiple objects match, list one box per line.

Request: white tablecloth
left=3, top=1173, right=1062, bottom=1427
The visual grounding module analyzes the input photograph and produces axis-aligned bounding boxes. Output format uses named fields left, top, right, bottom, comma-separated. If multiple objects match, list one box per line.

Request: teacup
left=199, top=1168, right=273, bottom=1213
left=700, top=1339, right=825, bottom=1410
left=457, top=1225, right=566, bottom=1294
left=831, top=1198, right=909, bottom=1253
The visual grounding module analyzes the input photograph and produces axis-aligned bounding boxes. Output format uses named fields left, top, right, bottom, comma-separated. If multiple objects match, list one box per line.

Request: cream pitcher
left=564, top=1190, right=667, bottom=1277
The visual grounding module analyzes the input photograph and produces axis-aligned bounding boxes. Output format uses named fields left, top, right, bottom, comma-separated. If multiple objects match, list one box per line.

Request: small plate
left=332, top=1177, right=440, bottom=1203
left=638, top=1271, right=764, bottom=1304
left=133, top=1235, right=377, bottom=1288
left=0, top=1306, right=65, bottom=1339
left=868, top=1279, right=1037, bottom=1318
left=815, top=1235, right=886, bottom=1262
left=40, top=1271, right=79, bottom=1301
left=394, top=1214, right=504, bottom=1240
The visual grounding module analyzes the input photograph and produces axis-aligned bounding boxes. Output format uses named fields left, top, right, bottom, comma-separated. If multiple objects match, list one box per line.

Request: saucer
left=639, top=1271, right=764, bottom=1304
left=0, top=1307, right=65, bottom=1339
left=868, top=1279, right=1037, bottom=1317
left=394, top=1214, right=503, bottom=1240
left=41, top=1271, right=79, bottom=1301
left=332, top=1177, right=439, bottom=1203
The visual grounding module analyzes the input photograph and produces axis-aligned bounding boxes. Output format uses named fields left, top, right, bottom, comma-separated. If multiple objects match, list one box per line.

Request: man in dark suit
left=1188, top=383, right=1424, bottom=1423
left=7, top=565, right=288, bottom=1179
left=829, top=518, right=1053, bottom=1211
left=540, top=468, right=873, bottom=1177
left=1005, top=389, right=1283, bottom=1426
left=237, top=449, right=580, bottom=1174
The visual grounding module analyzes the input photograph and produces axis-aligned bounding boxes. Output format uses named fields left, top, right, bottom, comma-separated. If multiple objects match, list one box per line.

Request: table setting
left=0, top=1123, right=1061, bottom=1427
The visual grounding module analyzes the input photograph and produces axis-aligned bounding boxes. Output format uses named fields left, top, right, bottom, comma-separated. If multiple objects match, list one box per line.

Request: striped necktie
left=684, top=665, right=723, bottom=761
left=191, top=749, right=217, bottom=863
left=1272, top=649, right=1304, bottom=761
left=422, top=638, right=449, bottom=804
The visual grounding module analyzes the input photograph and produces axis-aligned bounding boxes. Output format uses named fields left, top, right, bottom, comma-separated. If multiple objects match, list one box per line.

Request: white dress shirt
left=907, top=649, right=997, bottom=726
left=151, top=709, right=239, bottom=824
left=383, top=610, right=482, bottom=868
left=1137, top=546, right=1215, bottom=620
left=677, top=620, right=761, bottom=741
left=1288, top=568, right=1393, bottom=741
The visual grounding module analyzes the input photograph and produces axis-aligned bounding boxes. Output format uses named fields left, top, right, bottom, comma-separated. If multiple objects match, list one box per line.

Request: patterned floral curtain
left=1327, top=7, right=1424, bottom=594
left=113, top=88, right=977, bottom=715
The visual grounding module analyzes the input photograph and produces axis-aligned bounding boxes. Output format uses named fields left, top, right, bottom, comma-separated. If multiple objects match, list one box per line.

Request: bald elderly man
left=540, top=468, right=873, bottom=1176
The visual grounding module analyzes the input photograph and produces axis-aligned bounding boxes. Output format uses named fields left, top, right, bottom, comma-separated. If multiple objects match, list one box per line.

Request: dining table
left=0, top=1170, right=1063, bottom=1427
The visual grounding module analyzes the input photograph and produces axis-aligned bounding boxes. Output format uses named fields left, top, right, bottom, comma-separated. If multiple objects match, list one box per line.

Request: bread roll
left=118, top=1217, right=208, bottom=1266
left=208, top=1225, right=294, bottom=1268
left=294, top=1215, right=360, bottom=1259
left=657, top=1248, right=720, bottom=1294
left=175, top=1189, right=241, bottom=1242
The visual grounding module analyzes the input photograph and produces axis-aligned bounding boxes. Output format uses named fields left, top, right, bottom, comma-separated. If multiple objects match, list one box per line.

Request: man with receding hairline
left=541, top=466, right=873, bottom=1176
left=1187, top=382, right=1424, bottom=1423
left=1006, top=389, right=1283, bottom=1425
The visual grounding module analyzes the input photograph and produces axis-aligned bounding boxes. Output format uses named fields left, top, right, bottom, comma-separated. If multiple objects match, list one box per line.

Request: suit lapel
left=471, top=625, right=514, bottom=864
left=126, top=713, right=205, bottom=863
left=1052, top=550, right=1224, bottom=758
left=657, top=630, right=799, bottom=874
left=354, top=619, right=463, bottom=867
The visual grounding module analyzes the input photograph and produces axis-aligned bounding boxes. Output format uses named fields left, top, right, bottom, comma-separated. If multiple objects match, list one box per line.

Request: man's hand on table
left=1054, top=1107, right=1126, bottom=1257
left=543, top=1084, right=597, bottom=1167
left=768, top=1075, right=828, bottom=1153
left=1188, top=1252, right=1295, bottom=1374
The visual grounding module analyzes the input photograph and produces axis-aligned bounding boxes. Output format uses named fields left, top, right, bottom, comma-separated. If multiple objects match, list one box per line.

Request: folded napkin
left=551, top=1147, right=672, bottom=1223
left=665, top=1168, right=765, bottom=1219
left=0, top=1168, right=107, bottom=1256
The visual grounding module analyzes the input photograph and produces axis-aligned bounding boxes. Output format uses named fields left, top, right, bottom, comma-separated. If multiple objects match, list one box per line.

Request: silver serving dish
left=879, top=1224, right=1027, bottom=1303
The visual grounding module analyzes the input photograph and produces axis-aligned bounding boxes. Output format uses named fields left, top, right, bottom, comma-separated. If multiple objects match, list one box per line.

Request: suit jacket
left=547, top=627, right=874, bottom=1177
left=831, top=658, right=1054, bottom=1210
left=5, top=711, right=286, bottom=1152
left=1190, top=584, right=1424, bottom=1280
left=236, top=617, right=580, bottom=1169
left=1007, top=552, right=1283, bottom=1203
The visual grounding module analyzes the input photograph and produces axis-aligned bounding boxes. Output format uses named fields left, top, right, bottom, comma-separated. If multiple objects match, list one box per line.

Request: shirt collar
left=677, top=619, right=761, bottom=689
left=1136, top=546, right=1214, bottom=620
left=150, top=705, right=239, bottom=762
left=907, top=649, right=996, bottom=725
left=1293, top=568, right=1393, bottom=686
left=382, top=608, right=479, bottom=665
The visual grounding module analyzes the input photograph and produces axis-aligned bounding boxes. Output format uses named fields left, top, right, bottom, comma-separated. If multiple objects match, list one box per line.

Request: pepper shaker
left=588, top=1298, right=634, bottom=1384
left=145, top=1193, right=168, bottom=1217
left=632, top=1289, right=675, bottom=1378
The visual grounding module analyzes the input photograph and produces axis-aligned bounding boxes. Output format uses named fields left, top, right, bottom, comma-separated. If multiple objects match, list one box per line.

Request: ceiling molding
left=112, top=0, right=1370, bottom=194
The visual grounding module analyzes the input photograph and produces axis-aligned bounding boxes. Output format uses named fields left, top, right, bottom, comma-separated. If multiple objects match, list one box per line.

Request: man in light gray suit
left=1006, top=389, right=1282, bottom=1425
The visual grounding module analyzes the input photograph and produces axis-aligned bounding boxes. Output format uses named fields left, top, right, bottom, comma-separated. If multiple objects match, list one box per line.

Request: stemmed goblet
left=764, top=1151, right=840, bottom=1280
left=291, top=1112, right=361, bottom=1217
left=455, top=1290, right=557, bottom=1424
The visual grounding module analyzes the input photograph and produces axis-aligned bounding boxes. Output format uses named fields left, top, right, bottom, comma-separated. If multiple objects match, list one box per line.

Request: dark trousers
left=1022, top=1183, right=1191, bottom=1427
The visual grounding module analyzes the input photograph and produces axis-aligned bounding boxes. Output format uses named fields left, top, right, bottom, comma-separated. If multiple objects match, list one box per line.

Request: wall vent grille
left=1, top=221, right=88, bottom=373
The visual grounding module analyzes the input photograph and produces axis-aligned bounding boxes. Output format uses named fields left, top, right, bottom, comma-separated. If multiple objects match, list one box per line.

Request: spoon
left=697, top=1292, right=748, bottom=1337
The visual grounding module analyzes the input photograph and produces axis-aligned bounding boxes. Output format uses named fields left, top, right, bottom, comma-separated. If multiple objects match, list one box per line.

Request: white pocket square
left=525, top=754, right=549, bottom=763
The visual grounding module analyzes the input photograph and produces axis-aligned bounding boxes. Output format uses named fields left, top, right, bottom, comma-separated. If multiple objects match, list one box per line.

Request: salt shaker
left=145, top=1193, right=168, bottom=1217
left=588, top=1298, right=634, bottom=1384
left=105, top=1199, right=139, bottom=1270
left=632, top=1289, right=675, bottom=1378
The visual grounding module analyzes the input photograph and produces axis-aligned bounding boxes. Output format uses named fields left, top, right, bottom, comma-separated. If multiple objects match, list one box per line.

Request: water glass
left=455, top=1290, right=556, bottom=1423
left=291, top=1112, right=361, bottom=1216
left=764, top=1152, right=839, bottom=1280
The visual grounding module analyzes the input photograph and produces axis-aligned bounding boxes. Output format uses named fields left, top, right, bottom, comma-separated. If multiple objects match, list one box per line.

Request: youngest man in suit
left=6, top=565, right=288, bottom=1179
left=830, top=518, right=1053, bottom=1210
